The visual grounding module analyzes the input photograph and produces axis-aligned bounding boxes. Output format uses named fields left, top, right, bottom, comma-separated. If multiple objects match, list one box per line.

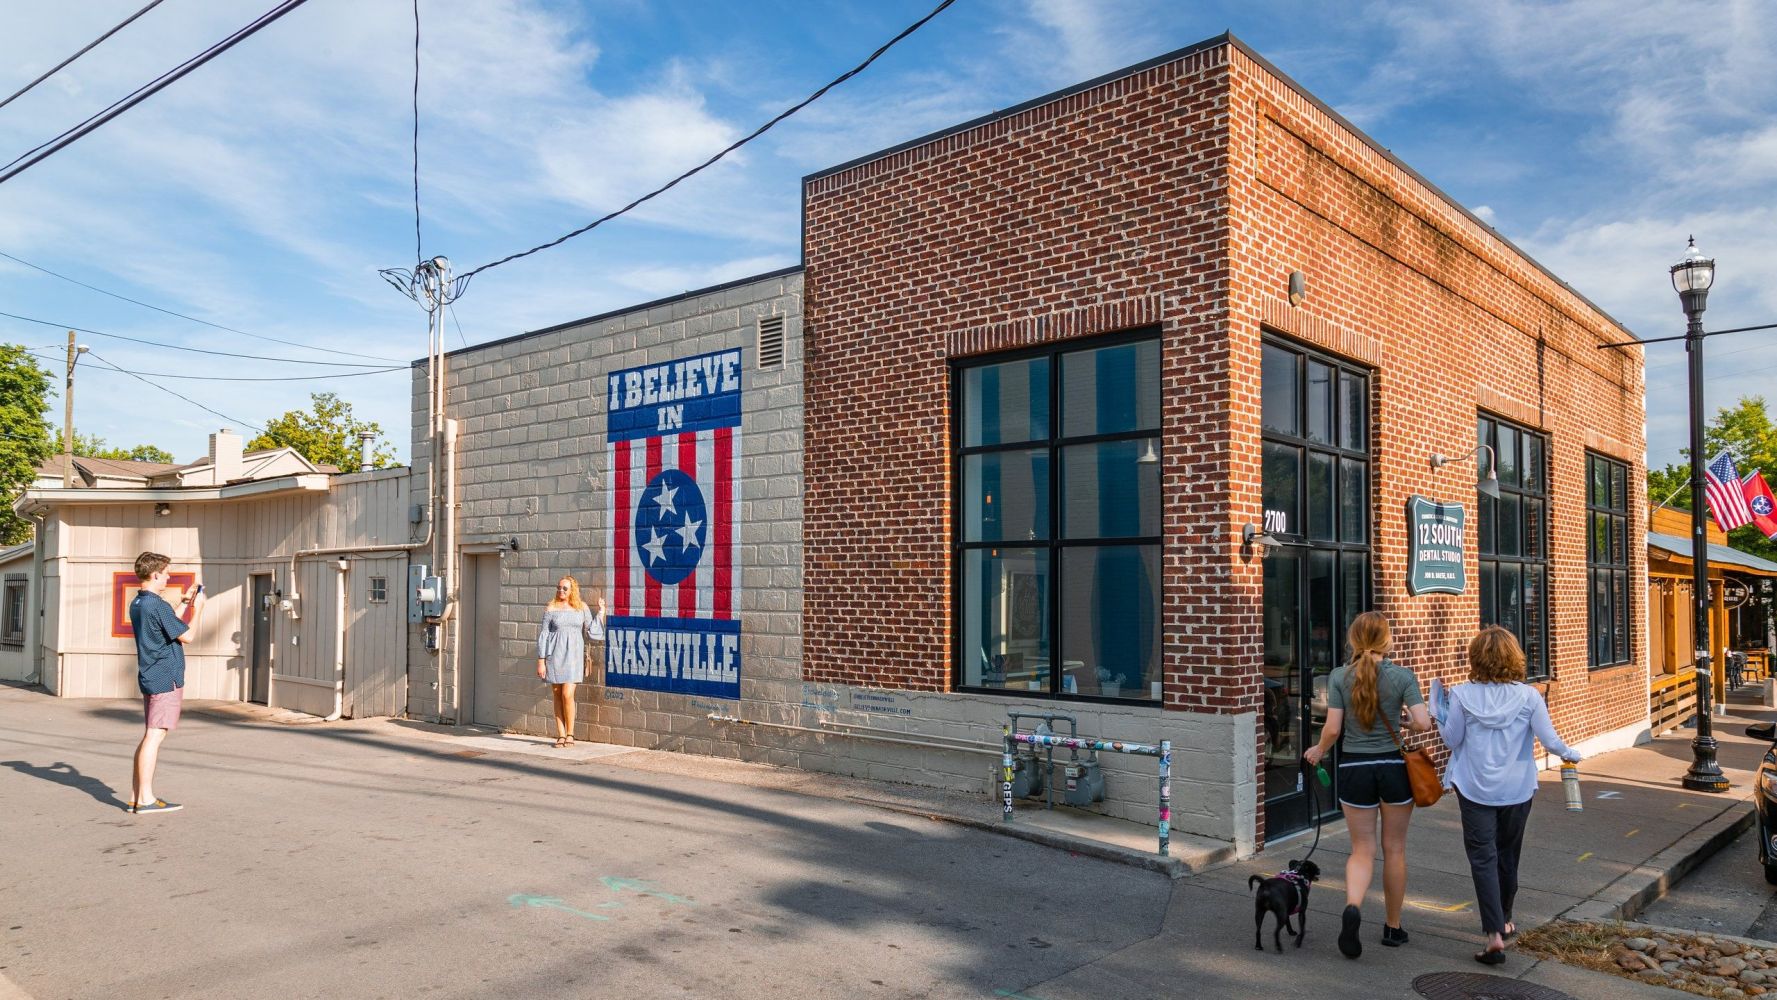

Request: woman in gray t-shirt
left=1302, top=612, right=1432, bottom=959
left=535, top=576, right=606, bottom=748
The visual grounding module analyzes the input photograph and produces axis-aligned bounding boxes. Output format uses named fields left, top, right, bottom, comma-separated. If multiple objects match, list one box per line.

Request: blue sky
left=0, top=0, right=1772, bottom=470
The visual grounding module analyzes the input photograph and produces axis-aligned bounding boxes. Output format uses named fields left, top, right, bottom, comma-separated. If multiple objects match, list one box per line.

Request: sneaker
left=1338, top=905, right=1363, bottom=959
left=131, top=799, right=183, bottom=815
left=1382, top=924, right=1409, bottom=947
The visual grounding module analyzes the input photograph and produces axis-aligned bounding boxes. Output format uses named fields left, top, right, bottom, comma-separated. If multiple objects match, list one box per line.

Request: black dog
left=1249, top=858, right=1321, bottom=952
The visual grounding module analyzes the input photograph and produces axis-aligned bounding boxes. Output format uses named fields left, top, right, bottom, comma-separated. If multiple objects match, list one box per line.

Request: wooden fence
left=1649, top=669, right=1699, bottom=738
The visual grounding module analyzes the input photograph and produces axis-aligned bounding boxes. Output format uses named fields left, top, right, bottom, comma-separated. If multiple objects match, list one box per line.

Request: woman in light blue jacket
left=1439, top=625, right=1581, bottom=965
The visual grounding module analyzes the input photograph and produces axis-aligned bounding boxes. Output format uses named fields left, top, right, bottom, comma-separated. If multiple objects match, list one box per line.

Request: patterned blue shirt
left=130, top=590, right=188, bottom=695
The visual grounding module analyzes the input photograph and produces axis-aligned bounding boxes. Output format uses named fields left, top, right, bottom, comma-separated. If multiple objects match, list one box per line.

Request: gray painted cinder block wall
left=405, top=270, right=805, bottom=749
left=402, top=267, right=1253, bottom=850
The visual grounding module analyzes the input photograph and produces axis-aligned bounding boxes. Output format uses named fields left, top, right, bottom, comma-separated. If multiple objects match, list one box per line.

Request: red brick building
left=802, top=33, right=1646, bottom=847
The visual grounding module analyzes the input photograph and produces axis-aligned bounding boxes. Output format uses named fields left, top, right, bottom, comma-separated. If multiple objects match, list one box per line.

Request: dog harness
left=1274, top=869, right=1310, bottom=916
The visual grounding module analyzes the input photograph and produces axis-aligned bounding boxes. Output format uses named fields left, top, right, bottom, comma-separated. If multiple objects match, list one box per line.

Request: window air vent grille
left=757, top=315, right=785, bottom=368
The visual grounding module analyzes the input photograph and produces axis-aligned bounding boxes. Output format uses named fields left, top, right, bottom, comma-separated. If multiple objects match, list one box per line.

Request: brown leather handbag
left=1383, top=715, right=1443, bottom=808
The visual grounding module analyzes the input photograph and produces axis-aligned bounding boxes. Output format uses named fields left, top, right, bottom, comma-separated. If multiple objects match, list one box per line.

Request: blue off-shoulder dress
left=537, top=605, right=606, bottom=684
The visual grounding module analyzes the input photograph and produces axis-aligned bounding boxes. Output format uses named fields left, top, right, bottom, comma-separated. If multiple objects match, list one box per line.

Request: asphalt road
left=0, top=687, right=1173, bottom=1000
left=1639, top=822, right=1777, bottom=941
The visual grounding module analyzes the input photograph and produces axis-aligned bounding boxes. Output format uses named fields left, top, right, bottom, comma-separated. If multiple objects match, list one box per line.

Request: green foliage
left=0, top=345, right=54, bottom=544
left=57, top=430, right=177, bottom=464
left=1649, top=395, right=1777, bottom=562
left=248, top=392, right=396, bottom=473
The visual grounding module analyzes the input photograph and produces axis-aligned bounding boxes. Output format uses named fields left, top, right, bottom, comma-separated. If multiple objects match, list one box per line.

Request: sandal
left=1475, top=947, right=1507, bottom=966
left=552, top=737, right=568, bottom=748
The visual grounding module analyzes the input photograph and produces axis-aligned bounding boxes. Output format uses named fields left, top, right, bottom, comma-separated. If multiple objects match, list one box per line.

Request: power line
left=0, top=249, right=404, bottom=363
left=447, top=303, right=468, bottom=349
left=83, top=350, right=266, bottom=436
left=0, top=308, right=400, bottom=366
left=0, top=0, right=170, bottom=112
left=0, top=0, right=317, bottom=186
left=450, top=0, right=959, bottom=288
left=22, top=348, right=401, bottom=382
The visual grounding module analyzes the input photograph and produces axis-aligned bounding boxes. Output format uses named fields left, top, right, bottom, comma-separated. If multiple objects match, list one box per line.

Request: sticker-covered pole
left=1158, top=739, right=1172, bottom=857
left=1001, top=724, right=1015, bottom=824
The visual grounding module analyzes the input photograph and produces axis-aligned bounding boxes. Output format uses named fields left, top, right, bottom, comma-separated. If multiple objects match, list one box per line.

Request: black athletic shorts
left=1337, top=750, right=1412, bottom=808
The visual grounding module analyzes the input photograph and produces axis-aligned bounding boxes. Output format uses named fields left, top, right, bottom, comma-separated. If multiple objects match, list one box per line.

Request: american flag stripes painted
left=603, top=349, right=743, bottom=699
left=1705, top=451, right=1755, bottom=531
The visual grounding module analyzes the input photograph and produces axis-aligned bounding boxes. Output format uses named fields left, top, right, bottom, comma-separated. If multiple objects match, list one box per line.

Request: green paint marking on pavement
left=601, top=876, right=696, bottom=906
left=994, top=991, right=1045, bottom=999
left=508, top=893, right=612, bottom=921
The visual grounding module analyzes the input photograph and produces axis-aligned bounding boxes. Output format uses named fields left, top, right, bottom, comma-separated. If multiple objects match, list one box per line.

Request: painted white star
left=641, top=528, right=668, bottom=565
left=653, top=482, right=680, bottom=517
left=675, top=517, right=703, bottom=551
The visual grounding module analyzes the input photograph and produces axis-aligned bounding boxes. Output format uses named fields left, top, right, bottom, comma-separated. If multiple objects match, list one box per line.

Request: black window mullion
left=1048, top=341, right=1062, bottom=696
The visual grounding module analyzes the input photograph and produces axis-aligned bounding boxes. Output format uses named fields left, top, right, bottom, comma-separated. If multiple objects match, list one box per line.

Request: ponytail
left=1346, top=611, right=1392, bottom=731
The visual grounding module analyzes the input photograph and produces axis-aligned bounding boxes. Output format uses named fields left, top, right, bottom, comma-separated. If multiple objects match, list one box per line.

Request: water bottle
left=1316, top=764, right=1331, bottom=787
left=1561, top=762, right=1583, bottom=812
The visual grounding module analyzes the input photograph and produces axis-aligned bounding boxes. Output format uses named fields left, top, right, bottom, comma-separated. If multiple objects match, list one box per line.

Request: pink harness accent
left=1274, top=869, right=1310, bottom=916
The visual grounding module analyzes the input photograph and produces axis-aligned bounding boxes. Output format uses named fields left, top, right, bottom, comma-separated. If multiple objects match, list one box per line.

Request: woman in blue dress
left=535, top=576, right=606, bottom=747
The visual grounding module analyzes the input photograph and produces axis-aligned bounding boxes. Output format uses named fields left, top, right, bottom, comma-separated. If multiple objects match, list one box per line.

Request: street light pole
left=1674, top=237, right=1730, bottom=792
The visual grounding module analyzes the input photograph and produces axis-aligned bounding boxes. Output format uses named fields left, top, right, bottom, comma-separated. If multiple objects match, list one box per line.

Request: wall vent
left=757, top=315, right=785, bottom=368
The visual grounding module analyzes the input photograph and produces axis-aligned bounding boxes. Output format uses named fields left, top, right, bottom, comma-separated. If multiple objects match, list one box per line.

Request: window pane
left=1062, top=341, right=1160, bottom=437
left=1611, top=464, right=1628, bottom=512
left=1590, top=456, right=1607, bottom=506
left=1613, top=570, right=1629, bottom=664
left=1523, top=497, right=1545, bottom=560
left=962, top=450, right=1049, bottom=542
left=1339, top=458, right=1367, bottom=543
left=1591, top=570, right=1609, bottom=665
left=1061, top=545, right=1160, bottom=700
left=1611, top=514, right=1627, bottom=565
left=1496, top=494, right=1521, bottom=558
left=1496, top=425, right=1520, bottom=488
left=1340, top=552, right=1368, bottom=641
left=1498, top=562, right=1522, bottom=638
left=1308, top=452, right=1334, bottom=541
left=1306, top=361, right=1333, bottom=444
left=963, top=358, right=1049, bottom=447
left=1339, top=372, right=1367, bottom=451
left=1262, top=344, right=1299, bottom=436
left=1263, top=442, right=1302, bottom=538
left=1062, top=440, right=1160, bottom=539
left=1525, top=565, right=1547, bottom=678
left=1591, top=512, right=1608, bottom=562
left=1479, top=561, right=1497, bottom=625
left=1477, top=493, right=1495, bottom=554
left=961, top=548, right=1052, bottom=692
left=1525, top=435, right=1545, bottom=493
left=1263, top=554, right=1301, bottom=801
left=1307, top=550, right=1336, bottom=684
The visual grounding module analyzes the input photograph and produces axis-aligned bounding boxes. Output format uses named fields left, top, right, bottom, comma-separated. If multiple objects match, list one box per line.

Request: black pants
left=1456, top=789, right=1534, bottom=936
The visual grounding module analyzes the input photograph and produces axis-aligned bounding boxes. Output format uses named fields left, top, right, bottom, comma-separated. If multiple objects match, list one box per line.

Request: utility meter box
left=1062, top=759, right=1106, bottom=806
left=409, top=564, right=444, bottom=621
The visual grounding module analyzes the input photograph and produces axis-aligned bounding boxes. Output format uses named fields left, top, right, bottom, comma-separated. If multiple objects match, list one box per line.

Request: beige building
left=15, top=430, right=413, bottom=718
left=1, top=541, right=33, bottom=682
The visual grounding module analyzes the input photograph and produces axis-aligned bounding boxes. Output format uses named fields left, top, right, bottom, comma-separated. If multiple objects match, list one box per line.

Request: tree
left=54, top=430, right=177, bottom=464
left=0, top=345, right=54, bottom=544
left=1647, top=395, right=1777, bottom=563
left=248, top=392, right=396, bottom=473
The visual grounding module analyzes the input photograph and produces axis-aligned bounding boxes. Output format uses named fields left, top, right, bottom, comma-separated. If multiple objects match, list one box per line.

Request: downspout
left=26, top=512, right=46, bottom=685
left=443, top=417, right=460, bottom=723
left=324, top=558, right=348, bottom=721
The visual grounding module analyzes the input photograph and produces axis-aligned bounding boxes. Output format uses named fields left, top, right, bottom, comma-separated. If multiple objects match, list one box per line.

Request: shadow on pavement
left=0, top=759, right=123, bottom=808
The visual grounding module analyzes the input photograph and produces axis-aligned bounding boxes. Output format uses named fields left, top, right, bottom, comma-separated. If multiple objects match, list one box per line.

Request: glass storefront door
left=1261, top=337, right=1371, bottom=839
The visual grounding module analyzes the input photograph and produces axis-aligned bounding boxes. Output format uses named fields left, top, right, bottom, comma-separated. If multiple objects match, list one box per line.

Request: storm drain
left=1411, top=973, right=1577, bottom=1000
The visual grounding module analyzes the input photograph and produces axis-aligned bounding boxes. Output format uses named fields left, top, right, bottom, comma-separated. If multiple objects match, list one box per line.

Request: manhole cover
left=1411, top=973, right=1576, bottom=1000
left=450, top=749, right=486, bottom=758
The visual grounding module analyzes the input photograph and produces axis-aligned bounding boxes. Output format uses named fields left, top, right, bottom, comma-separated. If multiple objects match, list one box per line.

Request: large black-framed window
left=953, top=330, right=1162, bottom=703
left=1587, top=452, right=1632, bottom=668
left=1476, top=415, right=1549, bottom=679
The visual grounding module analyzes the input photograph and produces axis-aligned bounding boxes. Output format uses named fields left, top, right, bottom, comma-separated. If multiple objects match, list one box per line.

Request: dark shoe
left=1382, top=924, right=1409, bottom=947
left=1475, top=947, right=1506, bottom=965
left=131, top=799, right=183, bottom=815
left=1338, top=905, right=1362, bottom=959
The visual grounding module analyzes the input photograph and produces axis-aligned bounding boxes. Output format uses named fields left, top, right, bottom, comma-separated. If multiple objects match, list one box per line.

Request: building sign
left=110, top=571, right=196, bottom=638
left=1406, top=496, right=1466, bottom=596
left=604, top=348, right=743, bottom=699
left=1724, top=578, right=1752, bottom=610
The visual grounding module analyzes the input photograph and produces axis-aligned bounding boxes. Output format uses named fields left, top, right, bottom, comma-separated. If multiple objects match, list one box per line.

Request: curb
left=1562, top=799, right=1758, bottom=924
left=852, top=796, right=1230, bottom=879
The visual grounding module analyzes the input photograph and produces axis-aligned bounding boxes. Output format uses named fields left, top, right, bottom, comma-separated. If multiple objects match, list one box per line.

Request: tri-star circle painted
left=634, top=469, right=707, bottom=586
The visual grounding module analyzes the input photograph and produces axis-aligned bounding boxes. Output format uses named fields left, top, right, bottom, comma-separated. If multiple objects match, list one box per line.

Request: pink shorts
left=144, top=687, right=183, bottom=730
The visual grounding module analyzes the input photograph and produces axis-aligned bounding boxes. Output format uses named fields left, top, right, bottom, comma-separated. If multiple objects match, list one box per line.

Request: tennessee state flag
left=1744, top=470, right=1777, bottom=540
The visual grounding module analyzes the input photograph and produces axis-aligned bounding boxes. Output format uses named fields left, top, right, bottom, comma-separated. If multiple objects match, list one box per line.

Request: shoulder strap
left=1379, top=711, right=1407, bottom=753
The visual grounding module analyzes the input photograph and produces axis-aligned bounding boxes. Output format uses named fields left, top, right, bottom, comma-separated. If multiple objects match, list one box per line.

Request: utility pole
left=61, top=331, right=88, bottom=488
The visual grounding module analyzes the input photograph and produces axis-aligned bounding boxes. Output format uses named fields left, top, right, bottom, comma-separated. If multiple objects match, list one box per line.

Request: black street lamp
left=1673, top=236, right=1730, bottom=793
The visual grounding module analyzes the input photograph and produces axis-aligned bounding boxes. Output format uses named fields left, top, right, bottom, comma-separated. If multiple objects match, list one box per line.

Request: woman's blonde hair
left=1346, top=611, right=1391, bottom=731
left=550, top=576, right=587, bottom=612
left=1468, top=625, right=1526, bottom=683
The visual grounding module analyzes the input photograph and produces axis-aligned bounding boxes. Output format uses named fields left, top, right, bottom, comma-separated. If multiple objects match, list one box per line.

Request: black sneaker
left=1339, top=905, right=1362, bottom=959
left=131, top=798, right=183, bottom=815
left=1382, top=924, right=1409, bottom=947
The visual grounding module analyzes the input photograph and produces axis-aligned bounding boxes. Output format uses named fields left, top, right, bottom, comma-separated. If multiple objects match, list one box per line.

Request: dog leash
left=1298, top=755, right=1329, bottom=862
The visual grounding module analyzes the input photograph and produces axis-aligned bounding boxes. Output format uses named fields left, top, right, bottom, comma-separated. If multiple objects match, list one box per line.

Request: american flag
left=1705, top=451, right=1755, bottom=530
